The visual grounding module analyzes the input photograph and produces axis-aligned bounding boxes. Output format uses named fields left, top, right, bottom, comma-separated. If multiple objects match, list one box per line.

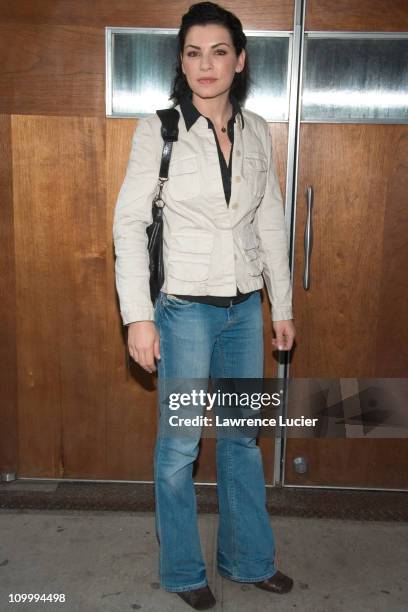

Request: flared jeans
left=153, top=290, right=277, bottom=592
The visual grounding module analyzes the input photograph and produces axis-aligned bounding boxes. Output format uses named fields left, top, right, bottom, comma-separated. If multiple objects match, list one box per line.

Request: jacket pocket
left=167, top=155, right=200, bottom=201
left=242, top=224, right=263, bottom=276
left=167, top=230, right=214, bottom=282
left=243, top=154, right=268, bottom=197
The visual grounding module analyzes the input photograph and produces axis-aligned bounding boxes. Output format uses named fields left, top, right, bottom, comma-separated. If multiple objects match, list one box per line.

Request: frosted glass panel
left=302, top=36, right=408, bottom=122
left=245, top=35, right=290, bottom=120
left=107, top=29, right=291, bottom=121
left=112, top=32, right=178, bottom=114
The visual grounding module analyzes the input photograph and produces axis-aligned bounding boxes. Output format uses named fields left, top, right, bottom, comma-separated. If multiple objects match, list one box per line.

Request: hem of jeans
left=217, top=566, right=277, bottom=583
left=161, top=578, right=208, bottom=593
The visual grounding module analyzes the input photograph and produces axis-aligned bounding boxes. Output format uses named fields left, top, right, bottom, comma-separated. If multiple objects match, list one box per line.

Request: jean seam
left=154, top=296, right=164, bottom=581
left=154, top=435, right=164, bottom=579
left=218, top=567, right=277, bottom=583
left=227, top=438, right=237, bottom=576
left=161, top=578, right=209, bottom=593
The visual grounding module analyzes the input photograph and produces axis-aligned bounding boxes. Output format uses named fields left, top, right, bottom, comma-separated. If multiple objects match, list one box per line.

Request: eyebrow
left=185, top=42, right=231, bottom=49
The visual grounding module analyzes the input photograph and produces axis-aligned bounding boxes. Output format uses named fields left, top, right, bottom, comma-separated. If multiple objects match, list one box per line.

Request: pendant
left=221, top=127, right=226, bottom=133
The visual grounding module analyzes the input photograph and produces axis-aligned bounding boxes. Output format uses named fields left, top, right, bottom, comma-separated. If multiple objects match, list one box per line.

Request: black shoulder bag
left=146, top=107, right=180, bottom=305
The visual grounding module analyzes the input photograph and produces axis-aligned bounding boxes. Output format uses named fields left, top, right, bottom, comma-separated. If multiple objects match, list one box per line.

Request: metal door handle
left=303, top=185, right=314, bottom=290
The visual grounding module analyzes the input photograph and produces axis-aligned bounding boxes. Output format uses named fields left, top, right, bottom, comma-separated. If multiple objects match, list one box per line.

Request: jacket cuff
left=121, top=305, right=155, bottom=326
left=271, top=306, right=293, bottom=321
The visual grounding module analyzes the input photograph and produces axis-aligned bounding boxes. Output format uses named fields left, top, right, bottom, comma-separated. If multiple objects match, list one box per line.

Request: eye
left=186, top=51, right=199, bottom=57
left=215, top=49, right=227, bottom=55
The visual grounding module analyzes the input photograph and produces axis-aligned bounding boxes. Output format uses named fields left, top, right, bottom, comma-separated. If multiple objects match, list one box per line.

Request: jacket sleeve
left=253, top=124, right=293, bottom=321
left=112, top=117, right=160, bottom=325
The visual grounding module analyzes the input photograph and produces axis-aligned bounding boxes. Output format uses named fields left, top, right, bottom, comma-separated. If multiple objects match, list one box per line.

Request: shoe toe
left=176, top=585, right=216, bottom=610
left=254, top=570, right=294, bottom=594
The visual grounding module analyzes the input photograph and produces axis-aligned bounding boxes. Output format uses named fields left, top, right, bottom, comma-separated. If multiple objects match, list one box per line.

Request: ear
left=236, top=48, right=246, bottom=73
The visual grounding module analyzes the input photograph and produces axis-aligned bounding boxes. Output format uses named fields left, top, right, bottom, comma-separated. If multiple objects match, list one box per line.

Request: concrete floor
left=0, top=509, right=407, bottom=612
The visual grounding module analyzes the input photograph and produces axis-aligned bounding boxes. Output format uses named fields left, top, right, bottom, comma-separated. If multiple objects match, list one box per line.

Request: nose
left=199, top=53, right=213, bottom=71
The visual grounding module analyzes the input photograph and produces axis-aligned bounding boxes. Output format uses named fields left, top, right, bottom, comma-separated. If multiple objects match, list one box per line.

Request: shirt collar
left=180, top=93, right=245, bottom=132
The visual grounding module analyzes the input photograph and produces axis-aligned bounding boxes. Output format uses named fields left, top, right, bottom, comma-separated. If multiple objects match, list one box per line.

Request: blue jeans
left=153, top=290, right=277, bottom=592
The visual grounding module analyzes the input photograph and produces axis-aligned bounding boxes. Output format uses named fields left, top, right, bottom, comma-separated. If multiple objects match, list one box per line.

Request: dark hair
left=169, top=2, right=250, bottom=105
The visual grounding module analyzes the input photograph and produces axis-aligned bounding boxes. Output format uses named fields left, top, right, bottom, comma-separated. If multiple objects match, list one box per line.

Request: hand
left=271, top=319, right=295, bottom=352
left=127, top=321, right=161, bottom=373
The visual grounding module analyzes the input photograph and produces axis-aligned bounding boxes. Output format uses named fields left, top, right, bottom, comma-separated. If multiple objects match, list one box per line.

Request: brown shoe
left=254, top=570, right=294, bottom=594
left=176, top=585, right=216, bottom=610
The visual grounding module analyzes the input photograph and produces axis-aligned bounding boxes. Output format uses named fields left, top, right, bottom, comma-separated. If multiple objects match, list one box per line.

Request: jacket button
left=231, top=202, right=239, bottom=209
left=235, top=176, right=241, bottom=183
left=236, top=150, right=241, bottom=157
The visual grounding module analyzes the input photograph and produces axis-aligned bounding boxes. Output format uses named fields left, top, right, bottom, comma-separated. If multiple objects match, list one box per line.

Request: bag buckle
left=153, top=176, right=168, bottom=208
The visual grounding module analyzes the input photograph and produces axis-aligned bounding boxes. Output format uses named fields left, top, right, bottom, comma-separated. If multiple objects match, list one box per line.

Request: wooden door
left=284, top=0, right=408, bottom=489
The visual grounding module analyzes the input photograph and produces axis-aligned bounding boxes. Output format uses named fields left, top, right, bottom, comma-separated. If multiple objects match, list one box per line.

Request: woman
left=113, top=2, right=296, bottom=609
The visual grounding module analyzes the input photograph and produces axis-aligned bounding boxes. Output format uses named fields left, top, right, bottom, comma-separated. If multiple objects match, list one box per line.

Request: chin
left=196, top=90, right=220, bottom=98
left=192, top=85, right=227, bottom=99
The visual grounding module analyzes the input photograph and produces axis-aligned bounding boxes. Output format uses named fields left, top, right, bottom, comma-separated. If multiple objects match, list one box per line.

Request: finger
left=275, top=332, right=285, bottom=351
left=271, top=338, right=284, bottom=351
left=140, top=348, right=156, bottom=373
left=286, top=333, right=295, bottom=350
left=282, top=335, right=293, bottom=350
left=153, top=335, right=161, bottom=360
left=272, top=332, right=290, bottom=351
left=145, top=346, right=156, bottom=371
left=128, top=346, right=139, bottom=362
left=285, top=329, right=295, bottom=349
left=131, top=349, right=151, bottom=370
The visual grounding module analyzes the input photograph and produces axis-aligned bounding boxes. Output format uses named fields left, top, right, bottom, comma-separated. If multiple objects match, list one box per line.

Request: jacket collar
left=179, top=92, right=245, bottom=132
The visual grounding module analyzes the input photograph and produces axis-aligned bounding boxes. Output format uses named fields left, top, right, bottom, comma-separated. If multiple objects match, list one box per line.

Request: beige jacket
left=113, top=104, right=293, bottom=325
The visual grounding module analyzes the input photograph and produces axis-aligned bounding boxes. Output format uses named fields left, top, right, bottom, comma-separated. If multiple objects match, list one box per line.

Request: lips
left=198, top=78, right=217, bottom=84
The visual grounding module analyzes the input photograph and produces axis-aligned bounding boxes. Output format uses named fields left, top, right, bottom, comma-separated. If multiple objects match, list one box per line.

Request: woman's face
left=180, top=24, right=245, bottom=100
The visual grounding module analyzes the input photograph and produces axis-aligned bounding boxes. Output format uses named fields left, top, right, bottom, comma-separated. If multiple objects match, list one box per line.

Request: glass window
left=301, top=35, right=408, bottom=122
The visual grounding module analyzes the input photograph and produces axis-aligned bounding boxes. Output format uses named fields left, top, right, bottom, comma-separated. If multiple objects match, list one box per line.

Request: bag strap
left=156, top=108, right=180, bottom=179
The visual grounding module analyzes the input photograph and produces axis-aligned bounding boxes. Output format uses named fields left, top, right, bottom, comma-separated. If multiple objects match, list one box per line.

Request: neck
left=191, top=91, right=233, bottom=127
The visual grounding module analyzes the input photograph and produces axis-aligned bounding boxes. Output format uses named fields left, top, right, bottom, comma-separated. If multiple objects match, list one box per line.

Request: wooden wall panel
left=292, top=124, right=408, bottom=378
left=13, top=115, right=107, bottom=477
left=287, top=123, right=408, bottom=487
left=286, top=439, right=408, bottom=488
left=0, top=115, right=18, bottom=475
left=306, top=0, right=408, bottom=32
left=105, top=118, right=157, bottom=480
left=0, top=25, right=104, bottom=117
left=375, top=129, right=408, bottom=376
left=1, top=0, right=294, bottom=30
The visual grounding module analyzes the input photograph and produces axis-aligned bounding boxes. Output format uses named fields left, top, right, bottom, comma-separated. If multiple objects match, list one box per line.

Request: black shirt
left=172, top=93, right=258, bottom=308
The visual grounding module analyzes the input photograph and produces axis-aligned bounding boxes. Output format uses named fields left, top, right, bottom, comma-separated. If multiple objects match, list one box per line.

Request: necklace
left=221, top=127, right=226, bottom=133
